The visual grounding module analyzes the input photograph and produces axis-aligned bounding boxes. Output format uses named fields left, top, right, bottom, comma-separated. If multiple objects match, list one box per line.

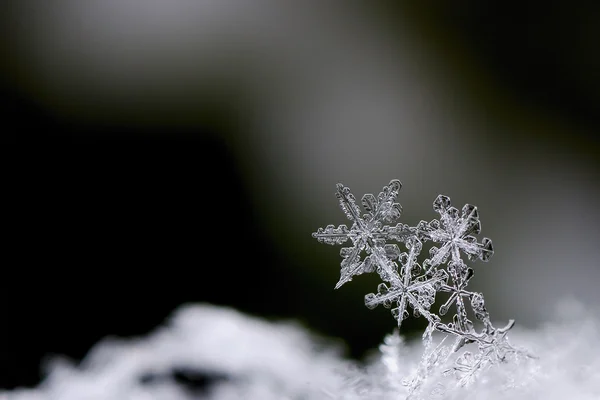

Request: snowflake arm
left=312, top=224, right=351, bottom=245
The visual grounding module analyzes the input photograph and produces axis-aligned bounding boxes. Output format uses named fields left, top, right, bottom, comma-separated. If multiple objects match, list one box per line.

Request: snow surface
left=3, top=298, right=599, bottom=400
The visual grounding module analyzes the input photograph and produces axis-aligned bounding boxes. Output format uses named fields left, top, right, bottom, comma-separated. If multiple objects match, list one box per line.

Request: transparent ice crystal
left=313, top=179, right=533, bottom=394
left=313, top=180, right=413, bottom=289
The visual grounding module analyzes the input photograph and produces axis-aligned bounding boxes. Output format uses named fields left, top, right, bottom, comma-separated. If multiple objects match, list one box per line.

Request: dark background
left=2, top=1, right=599, bottom=390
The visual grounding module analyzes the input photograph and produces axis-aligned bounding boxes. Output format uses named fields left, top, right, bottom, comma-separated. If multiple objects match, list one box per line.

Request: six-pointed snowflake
left=313, top=180, right=413, bottom=289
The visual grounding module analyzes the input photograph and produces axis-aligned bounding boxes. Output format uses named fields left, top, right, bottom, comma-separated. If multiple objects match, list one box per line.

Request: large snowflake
left=312, top=180, right=413, bottom=289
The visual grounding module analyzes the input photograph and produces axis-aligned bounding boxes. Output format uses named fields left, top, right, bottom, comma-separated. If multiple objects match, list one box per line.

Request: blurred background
left=2, top=0, right=599, bottom=390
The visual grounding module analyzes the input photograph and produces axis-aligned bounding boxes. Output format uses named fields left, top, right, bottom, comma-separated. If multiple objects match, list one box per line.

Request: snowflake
left=364, top=238, right=448, bottom=330
left=312, top=180, right=413, bottom=289
left=445, top=321, right=518, bottom=386
left=421, top=195, right=494, bottom=272
left=436, top=260, right=477, bottom=351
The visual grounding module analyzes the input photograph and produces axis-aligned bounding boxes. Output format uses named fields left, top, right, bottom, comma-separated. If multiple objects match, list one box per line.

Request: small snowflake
left=364, top=239, right=448, bottom=329
left=438, top=260, right=476, bottom=338
left=422, top=195, right=494, bottom=271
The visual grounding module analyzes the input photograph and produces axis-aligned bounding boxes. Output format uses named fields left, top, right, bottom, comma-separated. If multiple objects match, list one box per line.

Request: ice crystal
left=312, top=179, right=533, bottom=395
left=313, top=180, right=413, bottom=289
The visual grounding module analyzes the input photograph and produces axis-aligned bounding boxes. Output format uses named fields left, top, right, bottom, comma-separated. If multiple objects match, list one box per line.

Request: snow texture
left=2, top=300, right=599, bottom=400
left=2, top=304, right=348, bottom=400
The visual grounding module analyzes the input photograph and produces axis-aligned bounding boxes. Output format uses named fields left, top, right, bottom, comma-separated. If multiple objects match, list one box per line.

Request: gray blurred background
left=3, top=0, right=599, bottom=390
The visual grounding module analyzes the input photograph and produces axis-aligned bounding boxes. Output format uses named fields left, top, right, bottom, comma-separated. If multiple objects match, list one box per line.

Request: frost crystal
left=313, top=179, right=533, bottom=395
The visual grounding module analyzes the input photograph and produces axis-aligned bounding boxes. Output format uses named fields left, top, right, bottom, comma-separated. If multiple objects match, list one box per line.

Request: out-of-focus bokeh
left=3, top=1, right=599, bottom=390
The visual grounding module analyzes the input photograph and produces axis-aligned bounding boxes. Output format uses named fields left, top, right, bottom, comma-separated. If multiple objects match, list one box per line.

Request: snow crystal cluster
left=313, top=179, right=534, bottom=395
